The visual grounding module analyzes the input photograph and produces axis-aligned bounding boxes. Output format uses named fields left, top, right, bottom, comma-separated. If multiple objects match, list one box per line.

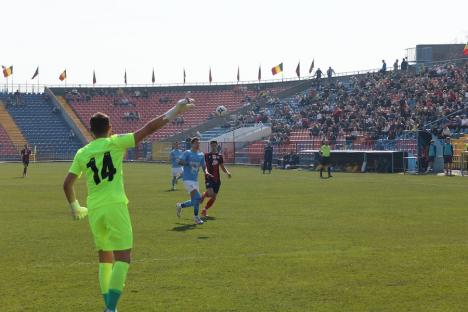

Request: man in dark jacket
left=263, top=142, right=273, bottom=174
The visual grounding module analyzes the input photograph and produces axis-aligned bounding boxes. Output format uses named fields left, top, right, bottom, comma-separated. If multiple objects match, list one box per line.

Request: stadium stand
left=51, top=84, right=290, bottom=142
left=0, top=124, right=19, bottom=160
left=0, top=93, right=82, bottom=160
left=0, top=61, right=466, bottom=166
left=54, top=94, right=93, bottom=142
left=0, top=100, right=27, bottom=150
left=230, top=62, right=467, bottom=152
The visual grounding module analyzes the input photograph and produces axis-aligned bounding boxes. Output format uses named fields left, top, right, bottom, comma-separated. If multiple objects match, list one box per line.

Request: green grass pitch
left=1, top=162, right=468, bottom=311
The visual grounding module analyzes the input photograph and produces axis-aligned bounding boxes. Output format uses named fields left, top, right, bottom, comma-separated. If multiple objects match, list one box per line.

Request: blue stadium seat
left=0, top=94, right=82, bottom=160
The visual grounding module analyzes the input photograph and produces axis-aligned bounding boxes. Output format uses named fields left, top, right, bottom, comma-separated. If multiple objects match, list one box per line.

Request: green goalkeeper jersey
left=69, top=133, right=135, bottom=209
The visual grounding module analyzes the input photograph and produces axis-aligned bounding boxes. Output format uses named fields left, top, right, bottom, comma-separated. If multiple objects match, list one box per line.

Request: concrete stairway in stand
left=0, top=101, right=27, bottom=151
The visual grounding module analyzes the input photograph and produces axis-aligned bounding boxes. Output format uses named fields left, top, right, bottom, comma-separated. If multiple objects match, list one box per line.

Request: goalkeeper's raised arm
left=133, top=98, right=195, bottom=145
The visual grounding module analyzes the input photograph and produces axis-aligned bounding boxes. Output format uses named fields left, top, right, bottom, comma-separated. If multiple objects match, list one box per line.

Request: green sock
left=99, top=263, right=113, bottom=305
left=107, top=261, right=130, bottom=311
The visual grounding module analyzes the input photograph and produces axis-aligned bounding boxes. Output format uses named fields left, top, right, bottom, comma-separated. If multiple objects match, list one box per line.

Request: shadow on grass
left=203, top=216, right=217, bottom=221
left=171, top=223, right=197, bottom=232
left=197, top=236, right=209, bottom=240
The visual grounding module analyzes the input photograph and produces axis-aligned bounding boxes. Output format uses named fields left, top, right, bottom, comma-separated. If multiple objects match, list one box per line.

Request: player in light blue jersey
left=170, top=142, right=184, bottom=191
left=176, top=137, right=213, bottom=224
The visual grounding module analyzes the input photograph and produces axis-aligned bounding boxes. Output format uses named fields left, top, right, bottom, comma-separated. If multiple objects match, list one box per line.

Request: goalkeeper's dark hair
left=90, top=112, right=110, bottom=137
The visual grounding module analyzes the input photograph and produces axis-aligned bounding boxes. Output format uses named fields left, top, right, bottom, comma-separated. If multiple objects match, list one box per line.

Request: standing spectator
left=380, top=60, right=387, bottom=74
left=315, top=68, right=323, bottom=80
left=425, top=140, right=437, bottom=173
left=262, top=142, right=273, bottom=174
left=315, top=68, right=323, bottom=90
left=327, top=66, right=335, bottom=80
left=442, top=137, right=453, bottom=176
left=393, top=59, right=399, bottom=71
left=401, top=58, right=408, bottom=71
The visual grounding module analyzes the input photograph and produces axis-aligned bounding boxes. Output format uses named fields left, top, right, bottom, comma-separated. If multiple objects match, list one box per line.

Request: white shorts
left=172, top=167, right=183, bottom=177
left=184, top=180, right=199, bottom=193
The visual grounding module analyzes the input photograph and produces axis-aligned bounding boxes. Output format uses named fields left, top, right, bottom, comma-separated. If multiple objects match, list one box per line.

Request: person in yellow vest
left=319, top=139, right=332, bottom=178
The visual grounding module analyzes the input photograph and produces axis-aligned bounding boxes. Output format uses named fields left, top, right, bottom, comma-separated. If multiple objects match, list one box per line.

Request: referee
left=319, top=140, right=332, bottom=178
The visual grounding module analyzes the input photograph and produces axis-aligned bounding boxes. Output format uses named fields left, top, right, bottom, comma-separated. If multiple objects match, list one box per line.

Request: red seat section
left=66, top=88, right=263, bottom=141
left=0, top=124, right=18, bottom=160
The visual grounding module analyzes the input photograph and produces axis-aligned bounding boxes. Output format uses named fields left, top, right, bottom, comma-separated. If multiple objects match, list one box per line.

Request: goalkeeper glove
left=164, top=98, right=195, bottom=121
left=69, top=200, right=88, bottom=221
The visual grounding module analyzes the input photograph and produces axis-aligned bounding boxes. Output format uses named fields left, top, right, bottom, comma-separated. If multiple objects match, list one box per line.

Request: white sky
left=2, top=0, right=468, bottom=86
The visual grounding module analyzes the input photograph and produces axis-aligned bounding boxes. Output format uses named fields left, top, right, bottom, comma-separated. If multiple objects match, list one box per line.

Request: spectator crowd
left=230, top=62, right=468, bottom=145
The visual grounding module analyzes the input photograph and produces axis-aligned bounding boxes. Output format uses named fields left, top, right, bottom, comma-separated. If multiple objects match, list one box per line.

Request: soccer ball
left=215, top=105, right=228, bottom=117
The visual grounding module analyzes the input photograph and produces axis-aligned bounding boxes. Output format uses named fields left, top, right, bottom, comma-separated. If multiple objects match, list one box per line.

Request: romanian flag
left=271, top=63, right=283, bottom=75
left=464, top=43, right=468, bottom=56
left=2, top=65, right=13, bottom=78
left=59, top=69, right=67, bottom=81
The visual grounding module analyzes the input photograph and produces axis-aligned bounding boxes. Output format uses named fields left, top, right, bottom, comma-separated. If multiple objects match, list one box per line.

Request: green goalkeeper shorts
left=88, top=203, right=133, bottom=251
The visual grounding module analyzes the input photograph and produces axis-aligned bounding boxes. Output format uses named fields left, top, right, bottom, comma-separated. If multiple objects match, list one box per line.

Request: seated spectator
left=68, top=129, right=76, bottom=140
left=442, top=125, right=451, bottom=138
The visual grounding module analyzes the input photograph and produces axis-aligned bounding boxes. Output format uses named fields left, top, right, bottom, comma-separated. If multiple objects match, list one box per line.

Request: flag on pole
left=152, top=68, right=155, bottom=84
left=258, top=66, right=262, bottom=81
left=93, top=70, right=97, bottom=85
left=183, top=68, right=186, bottom=84
left=124, top=70, right=127, bottom=85
left=237, top=66, right=240, bottom=82
left=2, top=66, right=13, bottom=78
left=209, top=67, right=212, bottom=83
left=464, top=43, right=468, bottom=56
left=31, top=67, right=39, bottom=80
left=271, top=63, right=283, bottom=75
left=59, top=69, right=67, bottom=81
left=296, top=62, right=300, bottom=78
left=309, top=59, right=315, bottom=74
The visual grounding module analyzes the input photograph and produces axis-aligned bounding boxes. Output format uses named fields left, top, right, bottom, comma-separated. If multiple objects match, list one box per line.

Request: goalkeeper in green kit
left=62, top=98, right=194, bottom=312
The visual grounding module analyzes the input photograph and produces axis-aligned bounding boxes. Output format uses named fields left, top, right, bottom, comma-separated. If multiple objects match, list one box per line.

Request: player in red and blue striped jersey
left=200, top=140, right=231, bottom=217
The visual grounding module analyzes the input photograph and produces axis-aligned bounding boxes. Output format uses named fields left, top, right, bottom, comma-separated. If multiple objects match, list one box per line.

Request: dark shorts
left=428, top=156, right=435, bottom=162
left=443, top=155, right=453, bottom=164
left=320, top=157, right=330, bottom=166
left=205, top=179, right=221, bottom=194
left=23, top=160, right=29, bottom=166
